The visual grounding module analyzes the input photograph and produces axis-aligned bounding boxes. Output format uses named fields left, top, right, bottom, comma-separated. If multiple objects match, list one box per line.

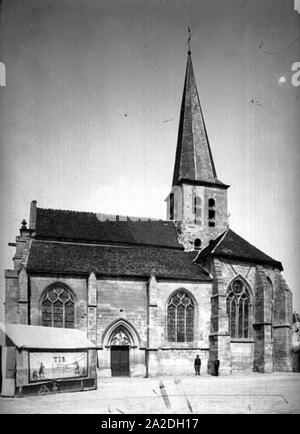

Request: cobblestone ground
left=0, top=372, right=299, bottom=414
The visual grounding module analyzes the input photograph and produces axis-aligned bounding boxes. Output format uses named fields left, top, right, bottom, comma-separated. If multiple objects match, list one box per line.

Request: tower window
left=170, top=193, right=174, bottom=220
left=193, top=196, right=201, bottom=225
left=41, top=285, right=75, bottom=328
left=208, top=198, right=215, bottom=208
left=194, top=238, right=201, bottom=250
left=208, top=197, right=216, bottom=227
left=226, top=279, right=251, bottom=339
left=167, top=290, right=194, bottom=342
left=208, top=209, right=215, bottom=219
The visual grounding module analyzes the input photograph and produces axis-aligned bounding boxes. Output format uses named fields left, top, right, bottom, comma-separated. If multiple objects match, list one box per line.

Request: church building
left=4, top=49, right=293, bottom=377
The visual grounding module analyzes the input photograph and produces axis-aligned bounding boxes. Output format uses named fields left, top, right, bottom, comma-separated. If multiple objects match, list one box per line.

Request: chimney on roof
left=29, top=200, right=37, bottom=231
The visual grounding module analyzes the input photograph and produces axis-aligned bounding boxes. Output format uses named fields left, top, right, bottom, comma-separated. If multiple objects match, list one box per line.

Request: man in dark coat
left=214, top=358, right=220, bottom=376
left=194, top=355, right=201, bottom=375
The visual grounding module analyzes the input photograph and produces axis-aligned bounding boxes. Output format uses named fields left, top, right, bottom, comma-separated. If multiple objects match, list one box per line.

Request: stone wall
left=96, top=278, right=147, bottom=377
left=4, top=270, right=19, bottom=324
left=4, top=252, right=292, bottom=376
left=151, top=348, right=209, bottom=376
left=178, top=184, right=228, bottom=249
left=96, top=279, right=148, bottom=348
left=230, top=342, right=254, bottom=371
left=146, top=279, right=211, bottom=376
left=208, top=259, right=231, bottom=375
left=203, top=257, right=293, bottom=373
left=273, top=272, right=293, bottom=371
left=96, top=277, right=212, bottom=377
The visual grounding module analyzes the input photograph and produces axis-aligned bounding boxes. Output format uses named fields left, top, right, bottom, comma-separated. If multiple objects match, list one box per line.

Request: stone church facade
left=4, top=50, right=293, bottom=376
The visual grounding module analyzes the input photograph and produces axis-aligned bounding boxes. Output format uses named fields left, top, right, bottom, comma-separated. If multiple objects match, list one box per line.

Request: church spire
left=172, top=49, right=219, bottom=186
left=166, top=45, right=229, bottom=249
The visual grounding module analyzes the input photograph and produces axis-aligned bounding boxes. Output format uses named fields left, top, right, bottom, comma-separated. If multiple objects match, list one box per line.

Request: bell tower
left=166, top=48, right=229, bottom=251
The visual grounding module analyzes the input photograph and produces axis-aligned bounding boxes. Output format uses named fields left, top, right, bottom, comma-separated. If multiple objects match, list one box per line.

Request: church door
left=111, top=346, right=129, bottom=377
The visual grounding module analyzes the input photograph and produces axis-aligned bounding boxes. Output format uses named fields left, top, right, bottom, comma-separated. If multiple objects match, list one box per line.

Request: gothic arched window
left=167, top=290, right=194, bottom=342
left=41, top=285, right=75, bottom=328
left=226, top=279, right=251, bottom=339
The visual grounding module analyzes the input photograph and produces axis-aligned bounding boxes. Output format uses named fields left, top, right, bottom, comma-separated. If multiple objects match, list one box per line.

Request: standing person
left=39, top=362, right=45, bottom=378
left=194, top=355, right=201, bottom=375
left=214, top=358, right=220, bottom=376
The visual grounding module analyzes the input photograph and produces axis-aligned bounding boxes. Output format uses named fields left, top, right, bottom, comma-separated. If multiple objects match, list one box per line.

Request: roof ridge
left=37, top=207, right=165, bottom=222
left=95, top=213, right=164, bottom=222
left=37, top=207, right=95, bottom=214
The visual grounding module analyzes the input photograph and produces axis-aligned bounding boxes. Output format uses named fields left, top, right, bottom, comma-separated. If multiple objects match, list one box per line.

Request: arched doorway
left=100, top=319, right=142, bottom=378
left=110, top=328, right=130, bottom=377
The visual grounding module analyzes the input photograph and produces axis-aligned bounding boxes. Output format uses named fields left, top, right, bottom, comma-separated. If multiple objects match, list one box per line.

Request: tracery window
left=41, top=286, right=75, bottom=328
left=167, top=290, right=194, bottom=342
left=226, top=279, right=251, bottom=339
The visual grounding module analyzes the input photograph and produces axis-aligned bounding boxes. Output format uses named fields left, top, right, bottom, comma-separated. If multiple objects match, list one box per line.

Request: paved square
left=0, top=372, right=299, bottom=414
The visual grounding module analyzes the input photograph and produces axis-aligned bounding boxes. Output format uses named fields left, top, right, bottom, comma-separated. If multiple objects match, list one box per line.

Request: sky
left=0, top=0, right=299, bottom=320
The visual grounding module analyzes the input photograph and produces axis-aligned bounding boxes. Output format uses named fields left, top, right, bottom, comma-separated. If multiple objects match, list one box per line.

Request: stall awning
left=0, top=323, right=96, bottom=350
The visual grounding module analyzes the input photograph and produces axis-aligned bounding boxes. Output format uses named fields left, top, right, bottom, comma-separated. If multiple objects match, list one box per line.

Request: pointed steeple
left=166, top=46, right=229, bottom=249
left=172, top=51, right=221, bottom=186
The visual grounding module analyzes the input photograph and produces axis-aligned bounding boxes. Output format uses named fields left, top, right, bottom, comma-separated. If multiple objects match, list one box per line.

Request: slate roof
left=196, top=229, right=283, bottom=270
left=34, top=207, right=182, bottom=249
left=26, top=240, right=211, bottom=281
left=172, top=51, right=227, bottom=188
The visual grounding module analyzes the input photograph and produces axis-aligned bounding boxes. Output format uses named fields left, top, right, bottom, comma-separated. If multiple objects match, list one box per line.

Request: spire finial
left=187, top=26, right=192, bottom=54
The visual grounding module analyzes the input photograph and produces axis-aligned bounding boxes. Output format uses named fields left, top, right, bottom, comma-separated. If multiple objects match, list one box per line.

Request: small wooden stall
left=0, top=323, right=97, bottom=397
